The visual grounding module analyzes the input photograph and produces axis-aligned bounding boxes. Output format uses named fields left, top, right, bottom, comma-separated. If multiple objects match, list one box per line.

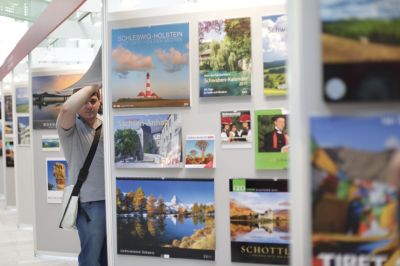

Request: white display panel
left=108, top=0, right=285, bottom=14
left=104, top=4, right=288, bottom=266
left=286, top=0, right=400, bottom=265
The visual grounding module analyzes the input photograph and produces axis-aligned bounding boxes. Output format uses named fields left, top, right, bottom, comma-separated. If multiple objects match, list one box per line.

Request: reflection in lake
left=117, top=215, right=213, bottom=248
left=231, top=221, right=289, bottom=244
left=33, top=103, right=63, bottom=120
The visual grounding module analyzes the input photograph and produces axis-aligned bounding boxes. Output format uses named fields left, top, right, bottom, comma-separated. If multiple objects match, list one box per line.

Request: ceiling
left=0, top=0, right=102, bottom=72
left=0, top=0, right=50, bottom=22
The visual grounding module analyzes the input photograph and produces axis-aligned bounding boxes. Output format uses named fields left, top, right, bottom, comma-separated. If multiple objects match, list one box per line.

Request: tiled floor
left=0, top=196, right=78, bottom=266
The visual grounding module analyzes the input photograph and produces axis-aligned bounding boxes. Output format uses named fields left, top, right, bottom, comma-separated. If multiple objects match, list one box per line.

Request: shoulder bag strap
left=72, top=124, right=102, bottom=195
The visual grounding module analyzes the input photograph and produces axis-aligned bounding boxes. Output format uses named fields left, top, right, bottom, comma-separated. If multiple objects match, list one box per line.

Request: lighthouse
left=136, top=72, right=160, bottom=99
left=145, top=72, right=151, bottom=97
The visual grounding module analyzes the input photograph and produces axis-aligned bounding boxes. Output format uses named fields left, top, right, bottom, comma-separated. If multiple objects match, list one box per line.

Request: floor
left=0, top=197, right=78, bottom=266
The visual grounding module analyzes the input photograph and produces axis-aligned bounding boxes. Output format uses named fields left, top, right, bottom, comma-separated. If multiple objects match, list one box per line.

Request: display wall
left=13, top=81, right=34, bottom=226
left=0, top=0, right=396, bottom=264
left=104, top=4, right=288, bottom=266
left=31, top=67, right=90, bottom=255
left=0, top=83, right=4, bottom=196
left=26, top=0, right=102, bottom=254
left=287, top=0, right=400, bottom=265
left=2, top=89, right=16, bottom=208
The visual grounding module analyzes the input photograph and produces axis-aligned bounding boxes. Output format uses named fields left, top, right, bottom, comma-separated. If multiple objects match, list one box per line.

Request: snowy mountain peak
left=165, top=195, right=190, bottom=212
left=170, top=195, right=183, bottom=205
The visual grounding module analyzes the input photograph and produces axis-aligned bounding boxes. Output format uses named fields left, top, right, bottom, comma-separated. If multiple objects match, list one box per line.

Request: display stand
left=2, top=87, right=16, bottom=208
left=103, top=3, right=288, bottom=266
left=0, top=81, right=4, bottom=197
left=30, top=67, right=89, bottom=256
left=13, top=81, right=34, bottom=227
left=287, top=0, right=400, bottom=265
left=27, top=1, right=101, bottom=253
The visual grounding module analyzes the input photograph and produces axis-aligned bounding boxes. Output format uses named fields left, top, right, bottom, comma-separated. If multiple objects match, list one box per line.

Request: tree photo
left=199, top=17, right=252, bottom=97
left=185, top=135, right=215, bottom=168
left=116, top=178, right=215, bottom=260
left=114, top=128, right=143, bottom=162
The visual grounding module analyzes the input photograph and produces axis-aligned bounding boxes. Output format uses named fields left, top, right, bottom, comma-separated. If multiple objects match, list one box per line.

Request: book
left=311, top=115, right=399, bottom=265
left=220, top=110, right=252, bottom=149
left=111, top=22, right=190, bottom=108
left=185, top=135, right=216, bottom=168
left=262, top=14, right=287, bottom=96
left=255, top=109, right=289, bottom=169
left=199, top=17, right=252, bottom=97
left=230, top=178, right=289, bottom=264
left=116, top=177, right=215, bottom=260
left=114, top=114, right=182, bottom=168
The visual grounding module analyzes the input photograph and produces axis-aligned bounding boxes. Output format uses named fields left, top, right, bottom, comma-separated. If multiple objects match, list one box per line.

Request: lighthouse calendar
left=110, top=22, right=190, bottom=108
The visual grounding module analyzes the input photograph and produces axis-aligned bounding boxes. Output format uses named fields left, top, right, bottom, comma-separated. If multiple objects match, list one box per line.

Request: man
left=238, top=113, right=252, bottom=142
left=57, top=85, right=107, bottom=266
left=264, top=115, right=289, bottom=152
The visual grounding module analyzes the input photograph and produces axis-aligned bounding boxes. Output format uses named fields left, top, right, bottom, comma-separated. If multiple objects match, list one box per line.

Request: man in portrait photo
left=263, top=115, right=289, bottom=153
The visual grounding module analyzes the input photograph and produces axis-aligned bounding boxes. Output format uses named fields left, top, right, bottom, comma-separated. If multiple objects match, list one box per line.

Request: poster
left=0, top=123, right=2, bottom=156
left=255, top=109, right=289, bottom=169
left=5, top=139, right=14, bottom=167
left=41, top=135, right=61, bottom=151
left=32, top=72, right=83, bottom=129
left=199, top=17, right=251, bottom=97
left=4, top=95, right=13, bottom=136
left=4, top=121, right=12, bottom=136
left=262, top=14, right=287, bottom=96
left=322, top=0, right=400, bottom=102
left=17, top=116, right=30, bottom=145
left=111, top=23, right=190, bottom=108
left=16, top=87, right=29, bottom=113
left=114, top=114, right=182, bottom=168
left=116, top=178, right=215, bottom=260
left=185, top=135, right=215, bottom=168
left=4, top=95, right=12, bottom=122
left=311, top=116, right=399, bottom=265
left=230, top=179, right=289, bottom=264
left=220, top=110, right=252, bottom=149
left=46, top=158, right=68, bottom=203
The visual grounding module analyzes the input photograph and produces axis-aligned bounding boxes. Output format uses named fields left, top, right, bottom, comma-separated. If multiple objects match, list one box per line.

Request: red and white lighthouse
left=136, top=72, right=159, bottom=99
left=145, top=72, right=151, bottom=97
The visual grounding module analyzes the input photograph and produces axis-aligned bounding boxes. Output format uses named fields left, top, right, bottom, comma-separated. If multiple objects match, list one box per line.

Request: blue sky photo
left=16, top=87, right=29, bottom=106
left=111, top=23, right=189, bottom=101
left=117, top=178, right=214, bottom=205
left=321, top=0, right=400, bottom=22
left=47, top=159, right=68, bottom=190
left=262, top=14, right=287, bottom=63
left=17, top=116, right=29, bottom=129
left=311, top=115, right=400, bottom=152
left=42, top=136, right=60, bottom=147
left=185, top=139, right=214, bottom=156
left=32, top=74, right=82, bottom=94
left=114, top=114, right=172, bottom=133
left=231, top=192, right=289, bottom=213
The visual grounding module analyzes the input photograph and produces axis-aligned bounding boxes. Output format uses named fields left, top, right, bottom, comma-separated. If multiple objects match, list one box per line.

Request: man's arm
left=57, top=85, right=100, bottom=130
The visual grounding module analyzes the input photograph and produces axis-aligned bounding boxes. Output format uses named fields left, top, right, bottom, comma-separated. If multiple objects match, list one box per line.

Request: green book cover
left=255, top=109, right=288, bottom=169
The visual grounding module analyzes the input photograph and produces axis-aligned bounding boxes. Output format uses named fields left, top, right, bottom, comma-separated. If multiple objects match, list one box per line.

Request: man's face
left=78, top=95, right=100, bottom=122
left=274, top=117, right=285, bottom=131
